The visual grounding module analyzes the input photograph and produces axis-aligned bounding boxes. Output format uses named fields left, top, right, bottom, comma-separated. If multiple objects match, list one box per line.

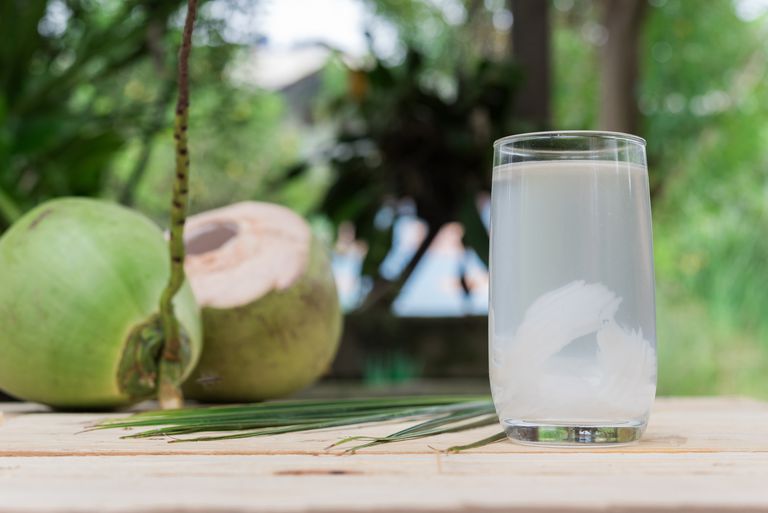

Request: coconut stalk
left=158, top=0, right=198, bottom=409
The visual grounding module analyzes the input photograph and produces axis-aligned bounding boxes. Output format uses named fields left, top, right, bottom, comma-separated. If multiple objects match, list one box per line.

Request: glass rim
left=493, top=130, right=646, bottom=148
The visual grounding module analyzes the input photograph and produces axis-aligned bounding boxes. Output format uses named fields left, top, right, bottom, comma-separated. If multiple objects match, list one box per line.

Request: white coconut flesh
left=183, top=202, right=312, bottom=308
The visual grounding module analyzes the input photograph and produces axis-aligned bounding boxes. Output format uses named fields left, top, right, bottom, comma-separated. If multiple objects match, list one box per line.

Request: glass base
left=503, top=421, right=645, bottom=447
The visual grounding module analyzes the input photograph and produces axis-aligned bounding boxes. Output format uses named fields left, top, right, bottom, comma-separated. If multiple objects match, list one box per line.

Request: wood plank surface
left=1, top=397, right=767, bottom=513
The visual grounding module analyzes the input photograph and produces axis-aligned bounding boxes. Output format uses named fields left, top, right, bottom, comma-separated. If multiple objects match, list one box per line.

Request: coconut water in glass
left=489, top=131, right=657, bottom=445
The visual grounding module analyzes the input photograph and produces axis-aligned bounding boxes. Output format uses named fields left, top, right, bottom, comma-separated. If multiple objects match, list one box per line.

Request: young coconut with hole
left=181, top=201, right=343, bottom=402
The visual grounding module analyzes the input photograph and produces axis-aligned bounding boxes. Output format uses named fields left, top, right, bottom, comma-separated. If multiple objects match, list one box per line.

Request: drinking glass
left=489, top=131, right=657, bottom=445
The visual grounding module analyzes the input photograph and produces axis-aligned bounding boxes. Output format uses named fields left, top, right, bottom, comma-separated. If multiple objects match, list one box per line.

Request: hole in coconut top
left=185, top=222, right=239, bottom=255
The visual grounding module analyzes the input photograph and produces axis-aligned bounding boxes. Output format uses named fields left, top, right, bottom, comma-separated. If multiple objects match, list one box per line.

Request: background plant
left=2, top=0, right=768, bottom=399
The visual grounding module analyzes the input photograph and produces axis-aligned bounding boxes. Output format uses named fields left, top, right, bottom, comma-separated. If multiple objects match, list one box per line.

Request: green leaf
left=94, top=395, right=503, bottom=452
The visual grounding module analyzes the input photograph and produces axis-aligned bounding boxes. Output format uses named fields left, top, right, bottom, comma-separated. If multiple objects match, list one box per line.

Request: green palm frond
left=94, top=396, right=505, bottom=452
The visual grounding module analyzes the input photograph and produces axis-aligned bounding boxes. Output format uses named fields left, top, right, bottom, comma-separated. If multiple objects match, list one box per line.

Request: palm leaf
left=94, top=396, right=505, bottom=452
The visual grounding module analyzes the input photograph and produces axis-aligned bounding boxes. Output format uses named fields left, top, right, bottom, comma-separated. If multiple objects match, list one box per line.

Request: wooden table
left=1, top=397, right=767, bottom=512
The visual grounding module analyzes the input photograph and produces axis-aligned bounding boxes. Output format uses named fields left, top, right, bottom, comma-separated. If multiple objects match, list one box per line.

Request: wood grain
left=1, top=397, right=767, bottom=513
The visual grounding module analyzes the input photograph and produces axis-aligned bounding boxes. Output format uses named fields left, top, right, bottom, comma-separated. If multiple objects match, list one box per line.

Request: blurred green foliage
left=2, top=0, right=768, bottom=397
left=104, top=7, right=324, bottom=223
left=645, top=0, right=768, bottom=397
left=550, top=0, right=768, bottom=398
left=0, top=0, right=187, bottom=229
left=0, top=0, right=319, bottom=230
left=644, top=0, right=768, bottom=335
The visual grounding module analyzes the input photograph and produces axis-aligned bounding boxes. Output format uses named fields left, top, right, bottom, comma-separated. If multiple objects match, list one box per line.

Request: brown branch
left=360, top=224, right=440, bottom=312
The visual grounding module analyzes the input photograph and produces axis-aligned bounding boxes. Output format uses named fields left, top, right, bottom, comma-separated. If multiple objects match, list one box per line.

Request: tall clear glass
left=489, top=131, right=656, bottom=446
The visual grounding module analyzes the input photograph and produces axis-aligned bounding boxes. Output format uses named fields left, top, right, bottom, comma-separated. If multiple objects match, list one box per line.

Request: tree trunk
left=360, top=224, right=439, bottom=312
left=598, top=0, right=647, bottom=134
left=509, top=0, right=551, bottom=129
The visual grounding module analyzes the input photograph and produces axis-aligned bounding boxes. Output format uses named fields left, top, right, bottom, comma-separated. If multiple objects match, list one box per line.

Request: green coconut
left=181, top=201, right=342, bottom=402
left=0, top=198, right=202, bottom=409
